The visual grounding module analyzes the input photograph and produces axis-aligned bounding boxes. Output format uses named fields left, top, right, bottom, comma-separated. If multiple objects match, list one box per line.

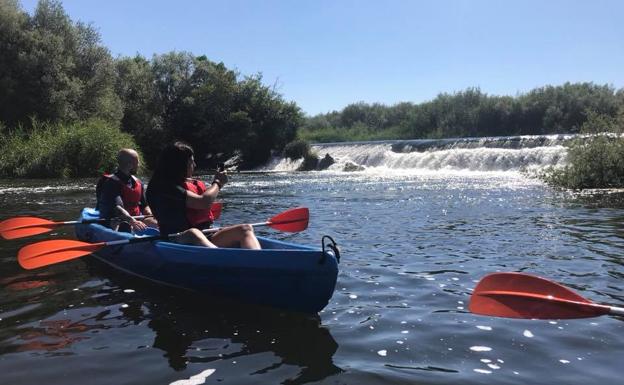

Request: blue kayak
left=74, top=208, right=339, bottom=313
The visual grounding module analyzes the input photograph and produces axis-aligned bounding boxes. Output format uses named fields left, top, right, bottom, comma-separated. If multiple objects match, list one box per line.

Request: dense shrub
left=0, top=2, right=302, bottom=173
left=298, top=153, right=320, bottom=171
left=540, top=110, right=624, bottom=189
left=301, top=84, right=624, bottom=143
left=542, top=136, right=624, bottom=189
left=283, top=140, right=311, bottom=160
left=0, top=120, right=138, bottom=178
left=282, top=139, right=321, bottom=171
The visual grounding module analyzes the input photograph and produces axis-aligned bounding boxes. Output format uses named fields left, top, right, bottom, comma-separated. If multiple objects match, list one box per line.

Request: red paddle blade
left=267, top=207, right=309, bottom=232
left=0, top=217, right=57, bottom=240
left=470, top=272, right=608, bottom=319
left=18, top=240, right=104, bottom=270
left=210, top=202, right=223, bottom=220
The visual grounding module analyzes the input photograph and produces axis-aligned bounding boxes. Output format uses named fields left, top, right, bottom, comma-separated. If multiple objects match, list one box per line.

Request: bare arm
left=115, top=204, right=147, bottom=231
left=185, top=171, right=228, bottom=209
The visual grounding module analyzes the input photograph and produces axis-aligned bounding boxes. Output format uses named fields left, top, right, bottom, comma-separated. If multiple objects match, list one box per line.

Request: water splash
left=258, top=135, right=571, bottom=173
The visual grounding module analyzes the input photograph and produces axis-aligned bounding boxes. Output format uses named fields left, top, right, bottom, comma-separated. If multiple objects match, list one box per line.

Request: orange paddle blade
left=0, top=217, right=57, bottom=240
left=470, top=272, right=608, bottom=319
left=267, top=207, right=309, bottom=232
left=18, top=240, right=105, bottom=270
left=210, top=202, right=223, bottom=220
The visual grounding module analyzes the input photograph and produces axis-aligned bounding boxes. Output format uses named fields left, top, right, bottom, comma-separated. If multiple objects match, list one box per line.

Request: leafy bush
left=542, top=136, right=624, bottom=189
left=298, top=153, right=319, bottom=171
left=283, top=140, right=311, bottom=160
left=0, top=119, right=139, bottom=178
left=540, top=110, right=624, bottom=189
left=282, top=139, right=320, bottom=170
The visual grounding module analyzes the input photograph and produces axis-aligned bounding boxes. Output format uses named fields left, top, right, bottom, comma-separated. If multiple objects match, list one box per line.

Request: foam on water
left=255, top=135, right=573, bottom=174
left=0, top=184, right=93, bottom=194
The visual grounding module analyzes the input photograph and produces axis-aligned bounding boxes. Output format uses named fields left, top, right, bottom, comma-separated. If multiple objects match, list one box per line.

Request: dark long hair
left=149, top=142, right=194, bottom=186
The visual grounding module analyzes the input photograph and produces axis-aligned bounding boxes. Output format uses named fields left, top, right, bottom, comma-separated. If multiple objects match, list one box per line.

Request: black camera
left=217, top=162, right=225, bottom=172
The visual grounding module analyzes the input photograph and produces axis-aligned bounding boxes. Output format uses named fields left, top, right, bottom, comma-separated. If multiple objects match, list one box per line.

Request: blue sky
left=20, top=0, right=624, bottom=116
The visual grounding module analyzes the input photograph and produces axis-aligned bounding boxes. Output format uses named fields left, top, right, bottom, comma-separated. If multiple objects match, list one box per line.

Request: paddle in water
left=17, top=207, right=309, bottom=270
left=469, top=272, right=624, bottom=319
left=0, top=202, right=223, bottom=240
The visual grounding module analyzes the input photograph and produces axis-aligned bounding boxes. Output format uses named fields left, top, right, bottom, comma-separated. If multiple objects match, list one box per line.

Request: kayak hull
left=75, top=208, right=338, bottom=313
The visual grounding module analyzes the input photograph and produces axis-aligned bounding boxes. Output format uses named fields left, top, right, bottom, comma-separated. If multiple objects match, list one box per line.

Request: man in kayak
left=146, top=142, right=260, bottom=249
left=96, top=148, right=158, bottom=232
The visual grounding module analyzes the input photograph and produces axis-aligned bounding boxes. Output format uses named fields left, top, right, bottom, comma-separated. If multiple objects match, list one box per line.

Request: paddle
left=0, top=202, right=224, bottom=240
left=17, top=207, right=309, bottom=270
left=469, top=272, right=624, bottom=319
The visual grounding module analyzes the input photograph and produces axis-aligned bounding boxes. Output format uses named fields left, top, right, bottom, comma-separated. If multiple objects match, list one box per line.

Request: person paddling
left=146, top=142, right=261, bottom=249
left=96, top=149, right=158, bottom=232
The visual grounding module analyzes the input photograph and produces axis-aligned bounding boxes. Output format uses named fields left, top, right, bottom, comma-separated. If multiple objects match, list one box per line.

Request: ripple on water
left=2, top=171, right=624, bottom=385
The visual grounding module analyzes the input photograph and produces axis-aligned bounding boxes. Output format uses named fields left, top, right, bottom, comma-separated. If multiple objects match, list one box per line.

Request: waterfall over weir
left=260, top=134, right=575, bottom=174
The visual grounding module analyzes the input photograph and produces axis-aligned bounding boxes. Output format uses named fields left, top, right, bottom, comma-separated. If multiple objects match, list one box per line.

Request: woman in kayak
left=146, top=142, right=261, bottom=249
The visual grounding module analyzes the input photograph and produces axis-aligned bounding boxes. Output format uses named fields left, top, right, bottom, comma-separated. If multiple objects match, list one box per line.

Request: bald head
left=117, top=148, right=140, bottom=174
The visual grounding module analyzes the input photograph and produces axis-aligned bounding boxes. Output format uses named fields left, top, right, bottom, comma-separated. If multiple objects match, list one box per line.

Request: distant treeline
left=2, top=0, right=624, bottom=184
left=300, top=84, right=624, bottom=142
left=0, top=0, right=301, bottom=177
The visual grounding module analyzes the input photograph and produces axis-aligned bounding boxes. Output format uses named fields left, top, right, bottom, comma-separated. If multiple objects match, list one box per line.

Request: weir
left=260, top=134, right=575, bottom=173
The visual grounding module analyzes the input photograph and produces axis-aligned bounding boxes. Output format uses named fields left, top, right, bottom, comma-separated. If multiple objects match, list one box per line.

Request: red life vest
left=99, top=173, right=143, bottom=216
left=184, top=179, right=215, bottom=227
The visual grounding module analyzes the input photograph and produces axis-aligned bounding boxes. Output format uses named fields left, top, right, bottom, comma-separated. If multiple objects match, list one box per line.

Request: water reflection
left=3, top=174, right=624, bottom=384
left=15, top=316, right=103, bottom=354
left=0, top=259, right=342, bottom=384
left=91, top=261, right=342, bottom=384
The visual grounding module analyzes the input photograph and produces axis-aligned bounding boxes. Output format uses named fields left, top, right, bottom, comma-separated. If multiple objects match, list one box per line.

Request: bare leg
left=210, top=224, right=261, bottom=249
left=175, top=228, right=217, bottom=247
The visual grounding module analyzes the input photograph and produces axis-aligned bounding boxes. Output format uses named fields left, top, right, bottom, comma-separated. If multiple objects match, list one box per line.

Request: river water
left=0, top=136, right=623, bottom=385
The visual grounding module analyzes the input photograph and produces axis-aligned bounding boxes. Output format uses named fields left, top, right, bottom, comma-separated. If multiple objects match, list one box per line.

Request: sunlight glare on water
left=0, top=137, right=623, bottom=385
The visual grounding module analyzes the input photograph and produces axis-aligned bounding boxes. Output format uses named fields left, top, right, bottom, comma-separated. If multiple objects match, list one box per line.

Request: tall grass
left=0, top=120, right=139, bottom=178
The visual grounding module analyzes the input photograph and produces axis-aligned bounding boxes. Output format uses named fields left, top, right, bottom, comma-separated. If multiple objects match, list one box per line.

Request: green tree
left=0, top=0, right=120, bottom=127
left=301, top=83, right=624, bottom=143
left=72, top=22, right=122, bottom=123
left=115, top=55, right=163, bottom=167
left=233, top=75, right=302, bottom=167
left=172, top=58, right=239, bottom=167
left=0, top=0, right=31, bottom=126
